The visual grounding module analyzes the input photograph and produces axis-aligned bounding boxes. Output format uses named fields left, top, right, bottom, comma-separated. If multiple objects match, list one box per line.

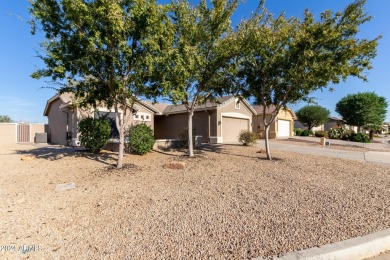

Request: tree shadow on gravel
left=153, top=143, right=224, bottom=157
left=15, top=145, right=117, bottom=166
left=94, top=163, right=141, bottom=176
left=153, top=144, right=265, bottom=159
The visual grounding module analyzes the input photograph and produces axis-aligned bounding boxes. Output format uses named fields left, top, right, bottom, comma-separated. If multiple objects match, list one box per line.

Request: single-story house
left=149, top=96, right=256, bottom=144
left=43, top=93, right=160, bottom=146
left=381, top=123, right=389, bottom=134
left=294, top=117, right=358, bottom=132
left=252, top=105, right=296, bottom=139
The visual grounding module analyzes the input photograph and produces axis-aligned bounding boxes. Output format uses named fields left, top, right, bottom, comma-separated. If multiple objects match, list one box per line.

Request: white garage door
left=278, top=120, right=291, bottom=138
left=222, top=117, right=249, bottom=142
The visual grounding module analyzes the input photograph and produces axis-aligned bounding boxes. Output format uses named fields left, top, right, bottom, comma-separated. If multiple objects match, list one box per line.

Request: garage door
left=278, top=120, right=291, bottom=138
left=222, top=117, right=249, bottom=142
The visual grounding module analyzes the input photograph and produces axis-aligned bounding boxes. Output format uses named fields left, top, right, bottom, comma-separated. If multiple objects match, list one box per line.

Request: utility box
left=320, top=137, right=326, bottom=146
left=195, top=136, right=203, bottom=147
left=35, top=133, right=47, bottom=143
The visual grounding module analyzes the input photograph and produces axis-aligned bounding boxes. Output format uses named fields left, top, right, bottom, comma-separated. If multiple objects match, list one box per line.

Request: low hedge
left=348, top=133, right=370, bottom=143
left=294, top=128, right=303, bottom=136
left=300, top=129, right=313, bottom=136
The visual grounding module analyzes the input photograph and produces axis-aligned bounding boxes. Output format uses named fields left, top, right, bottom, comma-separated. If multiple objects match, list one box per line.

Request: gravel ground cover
left=1, top=143, right=389, bottom=259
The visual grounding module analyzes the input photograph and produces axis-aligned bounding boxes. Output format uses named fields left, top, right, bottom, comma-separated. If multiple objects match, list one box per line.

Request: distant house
left=382, top=123, right=389, bottom=134
left=294, top=117, right=358, bottom=132
left=149, top=96, right=256, bottom=144
left=43, top=93, right=160, bottom=146
left=252, top=106, right=296, bottom=139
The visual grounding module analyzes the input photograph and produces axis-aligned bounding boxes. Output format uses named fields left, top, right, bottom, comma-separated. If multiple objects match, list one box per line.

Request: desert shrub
left=128, top=123, right=155, bottom=155
left=315, top=131, right=328, bottom=138
left=238, top=130, right=257, bottom=145
left=348, top=133, right=370, bottom=143
left=328, top=127, right=354, bottom=140
left=78, top=117, right=111, bottom=153
left=300, top=129, right=313, bottom=136
left=294, top=128, right=303, bottom=136
left=178, top=128, right=196, bottom=148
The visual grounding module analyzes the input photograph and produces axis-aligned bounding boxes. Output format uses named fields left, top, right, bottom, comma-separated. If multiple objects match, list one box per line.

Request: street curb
left=261, top=228, right=390, bottom=260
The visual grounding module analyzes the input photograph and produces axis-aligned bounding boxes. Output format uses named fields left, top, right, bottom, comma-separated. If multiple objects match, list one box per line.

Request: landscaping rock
left=55, top=182, right=76, bottom=191
left=164, top=161, right=186, bottom=170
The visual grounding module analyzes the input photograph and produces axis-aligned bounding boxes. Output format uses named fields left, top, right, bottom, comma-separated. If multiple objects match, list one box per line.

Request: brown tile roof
left=142, top=101, right=170, bottom=114
left=252, top=105, right=277, bottom=115
left=147, top=95, right=235, bottom=115
left=253, top=105, right=297, bottom=119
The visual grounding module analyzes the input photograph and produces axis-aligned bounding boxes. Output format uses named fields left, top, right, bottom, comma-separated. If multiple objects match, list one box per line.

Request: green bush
left=128, top=123, right=155, bottom=155
left=238, top=130, right=257, bottom=145
left=328, top=127, right=354, bottom=140
left=300, top=129, right=313, bottom=136
left=178, top=128, right=196, bottom=148
left=294, top=128, right=303, bottom=136
left=348, top=133, right=370, bottom=143
left=78, top=117, right=111, bottom=153
left=314, top=131, right=328, bottom=138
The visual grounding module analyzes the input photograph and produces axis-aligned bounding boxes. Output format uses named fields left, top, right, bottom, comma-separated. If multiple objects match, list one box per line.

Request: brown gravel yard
left=1, top=143, right=389, bottom=259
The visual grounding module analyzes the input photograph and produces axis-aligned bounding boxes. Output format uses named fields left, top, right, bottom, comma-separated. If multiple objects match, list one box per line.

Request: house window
left=133, top=112, right=151, bottom=122
left=95, top=111, right=119, bottom=139
left=235, top=98, right=240, bottom=109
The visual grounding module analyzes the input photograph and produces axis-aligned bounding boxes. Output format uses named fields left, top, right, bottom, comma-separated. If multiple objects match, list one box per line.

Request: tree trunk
left=188, top=111, right=194, bottom=157
left=264, top=124, right=272, bottom=160
left=369, top=129, right=374, bottom=140
left=117, top=126, right=124, bottom=168
left=114, top=102, right=125, bottom=169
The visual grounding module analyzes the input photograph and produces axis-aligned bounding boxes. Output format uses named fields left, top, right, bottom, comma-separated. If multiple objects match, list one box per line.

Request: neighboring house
left=382, top=123, right=389, bottom=134
left=294, top=117, right=358, bottom=132
left=252, top=106, right=296, bottom=139
left=148, top=96, right=256, bottom=143
left=44, top=93, right=160, bottom=146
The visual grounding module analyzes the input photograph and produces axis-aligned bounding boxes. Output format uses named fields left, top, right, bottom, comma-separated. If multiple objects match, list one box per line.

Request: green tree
left=336, top=92, right=388, bottom=132
left=296, top=105, right=330, bottom=130
left=156, top=0, right=238, bottom=157
left=0, top=115, right=12, bottom=123
left=234, top=0, right=379, bottom=160
left=30, top=0, right=171, bottom=168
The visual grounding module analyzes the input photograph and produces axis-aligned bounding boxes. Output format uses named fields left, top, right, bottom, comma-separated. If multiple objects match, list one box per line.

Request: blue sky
left=0, top=0, right=389, bottom=123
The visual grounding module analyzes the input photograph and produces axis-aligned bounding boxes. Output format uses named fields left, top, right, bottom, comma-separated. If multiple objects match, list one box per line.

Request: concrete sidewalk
left=258, top=140, right=390, bottom=167
left=289, top=136, right=390, bottom=150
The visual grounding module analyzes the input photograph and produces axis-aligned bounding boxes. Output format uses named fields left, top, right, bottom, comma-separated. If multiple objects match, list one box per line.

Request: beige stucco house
left=294, top=117, right=358, bottom=132
left=252, top=106, right=296, bottom=139
left=149, top=96, right=256, bottom=143
left=44, top=93, right=160, bottom=146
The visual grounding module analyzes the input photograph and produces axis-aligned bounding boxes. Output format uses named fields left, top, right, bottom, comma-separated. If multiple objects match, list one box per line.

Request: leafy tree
left=156, top=0, right=238, bottom=157
left=296, top=105, right=330, bottom=130
left=336, top=92, right=388, bottom=132
left=0, top=115, right=12, bottom=123
left=30, top=0, right=171, bottom=168
left=233, top=0, right=379, bottom=160
left=78, top=117, right=111, bottom=153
